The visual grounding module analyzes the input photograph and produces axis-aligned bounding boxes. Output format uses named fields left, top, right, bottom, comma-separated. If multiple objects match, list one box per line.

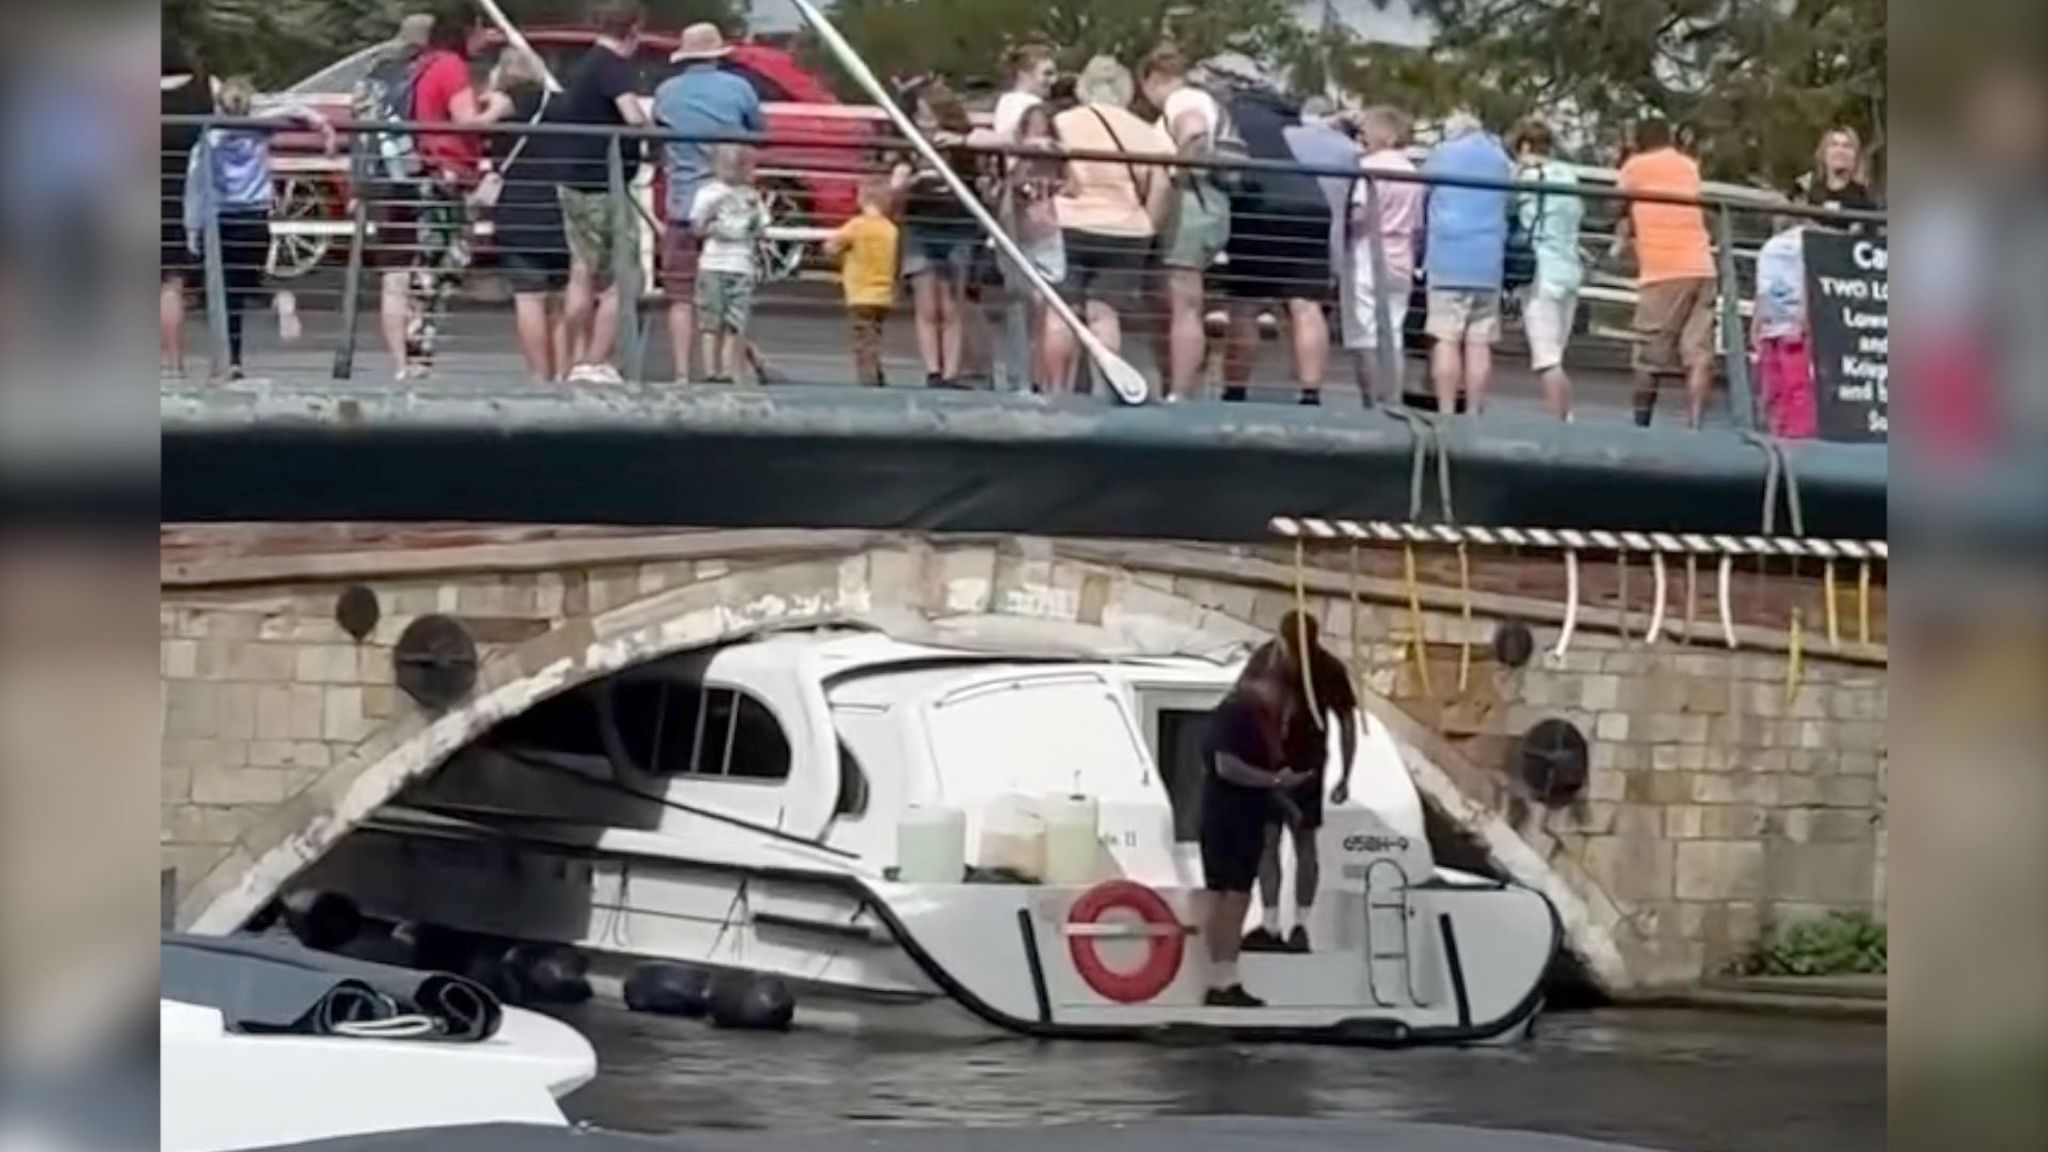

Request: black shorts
left=1200, top=806, right=1268, bottom=894
left=1219, top=204, right=1332, bottom=303
left=1269, top=772, right=1325, bottom=830
left=1061, top=229, right=1150, bottom=312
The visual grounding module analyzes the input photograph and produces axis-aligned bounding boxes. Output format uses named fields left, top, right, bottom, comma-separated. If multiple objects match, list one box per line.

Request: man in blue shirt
left=652, top=23, right=765, bottom=382
left=1422, top=112, right=1512, bottom=415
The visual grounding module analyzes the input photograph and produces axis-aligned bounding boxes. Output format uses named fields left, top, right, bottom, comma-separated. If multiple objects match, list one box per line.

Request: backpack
left=1202, top=86, right=1253, bottom=197
left=352, top=44, right=424, bottom=187
left=1168, top=85, right=1252, bottom=208
left=1504, top=161, right=1546, bottom=291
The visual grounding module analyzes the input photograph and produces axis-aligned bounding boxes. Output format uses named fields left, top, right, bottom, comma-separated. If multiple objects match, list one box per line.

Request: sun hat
left=671, top=22, right=732, bottom=62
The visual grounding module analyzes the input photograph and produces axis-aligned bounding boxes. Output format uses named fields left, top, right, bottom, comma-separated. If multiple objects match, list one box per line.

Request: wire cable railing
left=160, top=114, right=1886, bottom=436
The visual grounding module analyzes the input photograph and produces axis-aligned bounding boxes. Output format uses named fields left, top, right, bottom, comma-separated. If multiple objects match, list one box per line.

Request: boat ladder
left=1362, top=858, right=1417, bottom=1008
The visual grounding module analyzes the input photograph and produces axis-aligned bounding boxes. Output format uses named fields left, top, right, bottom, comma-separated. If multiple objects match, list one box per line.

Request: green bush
left=1740, top=910, right=1887, bottom=977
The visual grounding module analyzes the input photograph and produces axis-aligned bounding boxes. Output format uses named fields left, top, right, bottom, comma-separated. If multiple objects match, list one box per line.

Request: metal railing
left=160, top=114, right=1885, bottom=430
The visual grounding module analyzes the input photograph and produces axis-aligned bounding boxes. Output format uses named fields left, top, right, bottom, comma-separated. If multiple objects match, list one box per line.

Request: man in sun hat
left=652, top=21, right=764, bottom=382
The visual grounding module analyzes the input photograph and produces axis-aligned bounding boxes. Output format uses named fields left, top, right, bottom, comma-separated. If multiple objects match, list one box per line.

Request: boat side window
left=493, top=685, right=608, bottom=757
left=834, top=740, right=870, bottom=817
left=604, top=677, right=706, bottom=775
left=608, top=679, right=672, bottom=774
left=658, top=687, right=791, bottom=781
left=1154, top=707, right=1210, bottom=844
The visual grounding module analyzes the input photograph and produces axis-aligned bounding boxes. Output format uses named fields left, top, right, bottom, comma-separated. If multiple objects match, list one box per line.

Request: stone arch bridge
left=161, top=527, right=1887, bottom=992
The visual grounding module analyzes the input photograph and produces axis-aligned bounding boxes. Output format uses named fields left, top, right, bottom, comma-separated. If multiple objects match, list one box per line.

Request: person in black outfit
left=479, top=48, right=569, bottom=380
left=1198, top=661, right=1307, bottom=1008
left=1239, top=612, right=1359, bottom=955
left=1800, top=126, right=1882, bottom=215
left=1213, top=86, right=1335, bottom=405
left=890, top=78, right=986, bottom=388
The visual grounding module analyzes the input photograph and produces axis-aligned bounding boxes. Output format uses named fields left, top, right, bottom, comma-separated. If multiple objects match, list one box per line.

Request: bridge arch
left=174, top=538, right=1629, bottom=987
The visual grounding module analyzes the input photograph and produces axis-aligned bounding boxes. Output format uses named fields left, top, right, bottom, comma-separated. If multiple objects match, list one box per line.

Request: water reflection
left=554, top=1003, right=1881, bottom=1152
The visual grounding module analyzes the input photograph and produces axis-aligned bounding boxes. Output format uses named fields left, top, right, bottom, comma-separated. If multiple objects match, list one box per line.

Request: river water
left=555, top=1002, right=1881, bottom=1152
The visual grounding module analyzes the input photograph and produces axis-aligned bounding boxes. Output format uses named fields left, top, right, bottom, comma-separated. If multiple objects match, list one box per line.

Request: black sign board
left=1802, top=231, right=1889, bottom=442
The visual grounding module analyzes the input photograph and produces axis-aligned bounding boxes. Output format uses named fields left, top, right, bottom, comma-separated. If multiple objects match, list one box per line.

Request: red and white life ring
left=1064, top=879, right=1185, bottom=1004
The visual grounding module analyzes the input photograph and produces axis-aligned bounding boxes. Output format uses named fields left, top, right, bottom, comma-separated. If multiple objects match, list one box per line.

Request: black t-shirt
left=1245, top=640, right=1357, bottom=771
left=552, top=46, right=638, bottom=193
left=1203, top=691, right=1275, bottom=812
left=1803, top=178, right=1880, bottom=215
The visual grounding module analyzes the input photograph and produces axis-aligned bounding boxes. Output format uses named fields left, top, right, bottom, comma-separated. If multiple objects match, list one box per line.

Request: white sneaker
left=567, top=363, right=624, bottom=384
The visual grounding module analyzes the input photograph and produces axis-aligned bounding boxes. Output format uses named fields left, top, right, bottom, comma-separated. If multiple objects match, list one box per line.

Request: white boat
left=161, top=950, right=597, bottom=1151
left=296, top=628, right=1559, bottom=1045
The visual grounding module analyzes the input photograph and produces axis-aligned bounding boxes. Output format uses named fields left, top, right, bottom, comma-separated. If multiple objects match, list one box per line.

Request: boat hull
left=299, top=818, right=1557, bottom=1048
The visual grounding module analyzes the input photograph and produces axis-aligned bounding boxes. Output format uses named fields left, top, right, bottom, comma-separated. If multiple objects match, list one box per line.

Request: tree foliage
left=166, top=0, right=749, bottom=89
left=1330, top=0, right=1886, bottom=188
left=811, top=0, right=1312, bottom=92
left=167, top=0, right=1885, bottom=191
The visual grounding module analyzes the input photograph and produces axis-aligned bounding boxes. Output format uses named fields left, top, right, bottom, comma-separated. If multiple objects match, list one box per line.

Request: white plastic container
left=896, top=804, right=967, bottom=883
left=975, top=794, right=1047, bottom=882
left=1041, top=794, right=1103, bottom=886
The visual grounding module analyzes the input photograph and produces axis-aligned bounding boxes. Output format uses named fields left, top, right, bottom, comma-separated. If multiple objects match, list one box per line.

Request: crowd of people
left=160, top=1, right=1883, bottom=434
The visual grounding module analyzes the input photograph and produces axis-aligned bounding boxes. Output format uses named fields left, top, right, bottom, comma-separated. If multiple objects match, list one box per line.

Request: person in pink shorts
left=1751, top=213, right=1816, bottom=438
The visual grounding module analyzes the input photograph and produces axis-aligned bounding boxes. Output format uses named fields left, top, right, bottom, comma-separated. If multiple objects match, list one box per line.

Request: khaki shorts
left=1343, top=250, right=1411, bottom=352
left=1425, top=288, right=1501, bottom=346
left=558, top=186, right=639, bottom=284
left=1160, top=185, right=1230, bottom=272
left=1634, top=276, right=1717, bottom=374
left=1523, top=288, right=1579, bottom=372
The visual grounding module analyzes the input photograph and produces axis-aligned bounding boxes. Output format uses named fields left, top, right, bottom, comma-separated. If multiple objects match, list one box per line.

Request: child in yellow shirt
left=825, top=180, right=901, bottom=387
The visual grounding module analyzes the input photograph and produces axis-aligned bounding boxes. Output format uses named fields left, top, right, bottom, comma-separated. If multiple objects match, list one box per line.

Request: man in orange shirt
left=1615, top=119, right=1719, bottom=428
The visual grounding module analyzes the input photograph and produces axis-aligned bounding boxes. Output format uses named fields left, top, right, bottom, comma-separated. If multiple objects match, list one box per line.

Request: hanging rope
left=1293, top=537, right=1323, bottom=728
left=1645, top=551, right=1670, bottom=645
left=1267, top=517, right=1889, bottom=661
left=1785, top=607, right=1805, bottom=707
left=1552, top=548, right=1581, bottom=664
left=1455, top=542, right=1473, bottom=693
left=1403, top=542, right=1434, bottom=696
left=1824, top=561, right=1841, bottom=649
left=1616, top=547, right=1632, bottom=643
left=1683, top=553, right=1699, bottom=643
left=1348, top=543, right=1367, bottom=730
left=1857, top=560, right=1872, bottom=646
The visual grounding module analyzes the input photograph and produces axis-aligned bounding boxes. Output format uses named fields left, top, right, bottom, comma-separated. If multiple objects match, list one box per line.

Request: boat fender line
left=1550, top=549, right=1580, bottom=664
left=1644, top=550, right=1669, bottom=645
left=708, top=970, right=796, bottom=1031
left=1065, top=880, right=1186, bottom=1005
left=623, top=962, right=713, bottom=1018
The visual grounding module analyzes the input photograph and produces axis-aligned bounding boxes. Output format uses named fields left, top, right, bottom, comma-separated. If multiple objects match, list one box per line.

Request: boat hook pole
left=788, top=0, right=1149, bottom=403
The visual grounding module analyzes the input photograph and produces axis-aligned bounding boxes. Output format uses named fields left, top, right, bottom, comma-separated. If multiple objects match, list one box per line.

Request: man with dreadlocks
left=1240, top=611, right=1359, bottom=953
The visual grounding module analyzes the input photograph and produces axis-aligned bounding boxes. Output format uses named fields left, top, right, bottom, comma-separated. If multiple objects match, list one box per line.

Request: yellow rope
left=1403, top=542, right=1433, bottom=697
left=1785, top=607, right=1804, bottom=708
left=1857, top=560, right=1872, bottom=646
left=1456, top=542, right=1473, bottom=694
left=1823, top=560, right=1840, bottom=648
left=1293, top=537, right=1323, bottom=728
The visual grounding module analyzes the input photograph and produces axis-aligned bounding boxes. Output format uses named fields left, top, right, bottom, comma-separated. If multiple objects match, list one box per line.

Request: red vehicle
left=262, top=27, right=874, bottom=282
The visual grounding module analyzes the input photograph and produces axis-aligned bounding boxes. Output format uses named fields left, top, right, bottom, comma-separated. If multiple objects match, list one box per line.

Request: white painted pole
left=475, top=0, right=564, bottom=93
left=785, top=0, right=1150, bottom=404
